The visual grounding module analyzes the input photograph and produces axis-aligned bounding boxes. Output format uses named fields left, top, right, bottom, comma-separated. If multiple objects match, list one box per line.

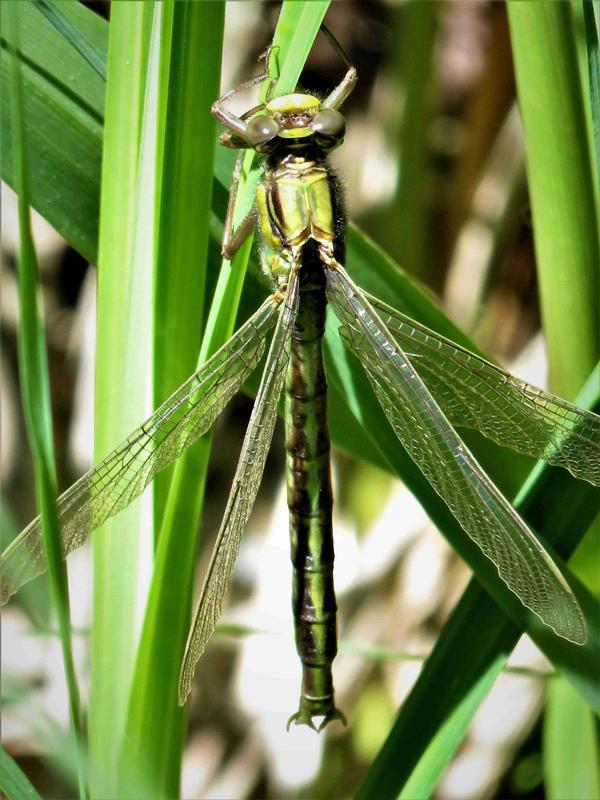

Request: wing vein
left=1, top=297, right=280, bottom=604
left=327, top=265, right=586, bottom=645
left=178, top=270, right=300, bottom=704
left=365, top=293, right=599, bottom=485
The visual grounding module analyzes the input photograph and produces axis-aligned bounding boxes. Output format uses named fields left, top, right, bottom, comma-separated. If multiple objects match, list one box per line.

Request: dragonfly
left=2, top=25, right=599, bottom=732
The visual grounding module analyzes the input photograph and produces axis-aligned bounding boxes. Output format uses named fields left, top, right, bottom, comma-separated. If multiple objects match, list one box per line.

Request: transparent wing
left=326, top=264, right=586, bottom=645
left=178, top=270, right=300, bottom=704
left=1, top=297, right=280, bottom=604
left=366, top=294, right=600, bottom=487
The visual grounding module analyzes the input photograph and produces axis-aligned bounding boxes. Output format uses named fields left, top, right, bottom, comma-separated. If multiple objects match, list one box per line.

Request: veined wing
left=326, top=264, right=586, bottom=645
left=178, top=269, right=300, bottom=704
left=366, top=293, right=600, bottom=487
left=1, top=297, right=280, bottom=605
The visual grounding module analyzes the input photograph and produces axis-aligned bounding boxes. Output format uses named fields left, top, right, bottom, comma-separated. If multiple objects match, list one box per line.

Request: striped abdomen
left=285, top=248, right=345, bottom=731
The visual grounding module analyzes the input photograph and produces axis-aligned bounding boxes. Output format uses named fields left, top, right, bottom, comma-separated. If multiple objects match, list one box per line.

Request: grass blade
left=0, top=746, right=44, bottom=800
left=88, top=3, right=156, bottom=795
left=507, top=2, right=599, bottom=398
left=118, top=3, right=224, bottom=796
left=4, top=4, right=86, bottom=798
left=31, top=0, right=106, bottom=80
left=544, top=678, right=600, bottom=800
left=583, top=0, right=600, bottom=180
left=583, top=1, right=600, bottom=181
left=509, top=6, right=599, bottom=797
left=0, top=0, right=105, bottom=261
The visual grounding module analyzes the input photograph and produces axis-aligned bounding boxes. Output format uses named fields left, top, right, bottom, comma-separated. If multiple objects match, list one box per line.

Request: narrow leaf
left=4, top=3, right=86, bottom=798
left=0, top=747, right=44, bottom=800
left=544, top=677, right=600, bottom=800
left=88, top=4, right=156, bottom=795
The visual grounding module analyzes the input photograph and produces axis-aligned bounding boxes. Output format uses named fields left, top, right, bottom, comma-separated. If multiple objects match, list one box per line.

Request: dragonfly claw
left=287, top=704, right=347, bottom=733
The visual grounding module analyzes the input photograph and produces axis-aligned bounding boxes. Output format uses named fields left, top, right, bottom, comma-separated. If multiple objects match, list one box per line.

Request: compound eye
left=245, top=114, right=280, bottom=146
left=311, top=109, right=346, bottom=137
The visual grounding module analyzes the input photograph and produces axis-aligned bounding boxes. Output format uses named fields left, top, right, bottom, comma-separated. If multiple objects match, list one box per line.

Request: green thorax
left=257, top=153, right=336, bottom=279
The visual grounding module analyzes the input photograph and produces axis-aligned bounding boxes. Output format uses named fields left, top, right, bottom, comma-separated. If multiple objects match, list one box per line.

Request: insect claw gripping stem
left=287, top=703, right=347, bottom=733
left=258, top=43, right=280, bottom=75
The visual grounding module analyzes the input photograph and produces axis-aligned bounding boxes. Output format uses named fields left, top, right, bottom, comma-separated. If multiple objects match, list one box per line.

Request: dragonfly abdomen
left=285, top=248, right=345, bottom=731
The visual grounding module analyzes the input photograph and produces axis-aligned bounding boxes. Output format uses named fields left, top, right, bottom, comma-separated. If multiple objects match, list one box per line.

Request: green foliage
left=508, top=2, right=599, bottom=398
left=0, top=747, right=44, bottom=800
left=0, top=0, right=105, bottom=261
left=1, top=1, right=598, bottom=798
left=544, top=678, right=600, bottom=800
left=3, top=5, right=86, bottom=797
left=120, top=0, right=225, bottom=794
left=508, top=6, right=600, bottom=797
left=583, top=0, right=600, bottom=185
left=88, top=5, right=156, bottom=795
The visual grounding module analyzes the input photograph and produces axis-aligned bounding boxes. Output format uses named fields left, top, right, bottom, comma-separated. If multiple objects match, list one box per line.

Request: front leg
left=211, top=72, right=271, bottom=140
left=222, top=151, right=257, bottom=260
left=211, top=45, right=279, bottom=143
left=321, top=25, right=357, bottom=110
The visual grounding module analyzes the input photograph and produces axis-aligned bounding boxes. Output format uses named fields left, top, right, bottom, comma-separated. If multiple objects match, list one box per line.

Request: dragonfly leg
left=222, top=211, right=256, bottom=260
left=212, top=45, right=278, bottom=147
left=320, top=25, right=357, bottom=110
left=317, top=240, right=342, bottom=270
left=211, top=70, right=272, bottom=139
left=258, top=43, right=280, bottom=103
left=221, top=151, right=257, bottom=260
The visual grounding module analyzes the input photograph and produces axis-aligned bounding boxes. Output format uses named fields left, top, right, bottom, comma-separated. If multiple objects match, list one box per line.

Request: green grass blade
left=507, top=1, right=600, bottom=398
left=4, top=6, right=87, bottom=799
left=583, top=0, right=600, bottom=180
left=509, top=6, right=600, bottom=797
left=118, top=3, right=224, bottom=797
left=544, top=678, right=600, bottom=800
left=0, top=0, right=105, bottom=262
left=31, top=0, right=106, bottom=80
left=150, top=0, right=219, bottom=529
left=88, top=3, right=156, bottom=796
left=0, top=746, right=44, bottom=800
left=270, top=0, right=330, bottom=90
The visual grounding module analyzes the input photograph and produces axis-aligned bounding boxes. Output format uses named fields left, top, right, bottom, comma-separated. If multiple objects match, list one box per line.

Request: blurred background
left=1, top=1, right=594, bottom=798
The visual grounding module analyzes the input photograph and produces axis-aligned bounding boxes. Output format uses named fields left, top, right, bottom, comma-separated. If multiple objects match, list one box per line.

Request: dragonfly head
left=241, top=93, right=346, bottom=153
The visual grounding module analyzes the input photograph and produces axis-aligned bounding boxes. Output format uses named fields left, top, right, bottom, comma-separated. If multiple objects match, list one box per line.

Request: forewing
left=1, top=297, right=280, bottom=604
left=367, top=294, right=599, bottom=486
left=178, top=270, right=300, bottom=704
left=327, top=265, right=586, bottom=645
